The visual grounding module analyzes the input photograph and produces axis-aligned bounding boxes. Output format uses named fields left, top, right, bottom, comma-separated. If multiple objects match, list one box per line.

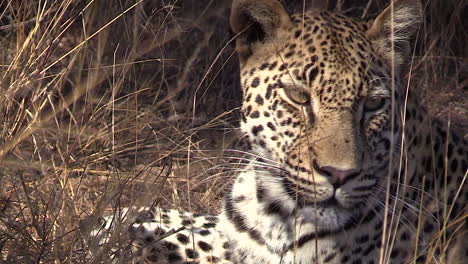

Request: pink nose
left=313, top=160, right=360, bottom=187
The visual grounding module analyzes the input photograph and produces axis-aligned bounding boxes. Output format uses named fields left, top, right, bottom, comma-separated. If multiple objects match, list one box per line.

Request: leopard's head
left=231, top=0, right=421, bottom=230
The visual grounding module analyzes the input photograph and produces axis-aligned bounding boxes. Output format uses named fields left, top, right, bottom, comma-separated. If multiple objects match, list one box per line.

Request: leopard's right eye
left=364, top=98, right=386, bottom=112
left=284, top=86, right=311, bottom=105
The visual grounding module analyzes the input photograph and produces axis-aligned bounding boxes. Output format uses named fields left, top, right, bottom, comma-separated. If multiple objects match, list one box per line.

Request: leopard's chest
left=219, top=212, right=384, bottom=264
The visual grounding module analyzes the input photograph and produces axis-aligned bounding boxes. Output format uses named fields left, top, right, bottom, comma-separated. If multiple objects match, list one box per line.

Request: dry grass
left=0, top=0, right=466, bottom=263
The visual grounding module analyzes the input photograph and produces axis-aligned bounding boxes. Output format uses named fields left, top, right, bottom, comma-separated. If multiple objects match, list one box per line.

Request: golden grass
left=0, top=0, right=465, bottom=263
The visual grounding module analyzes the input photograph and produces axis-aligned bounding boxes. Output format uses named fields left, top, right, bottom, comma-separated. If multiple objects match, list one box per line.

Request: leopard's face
left=239, top=12, right=404, bottom=229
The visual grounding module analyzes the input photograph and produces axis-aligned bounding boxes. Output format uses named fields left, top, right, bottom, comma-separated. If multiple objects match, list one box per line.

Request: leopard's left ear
left=230, top=0, right=291, bottom=64
left=366, top=0, right=422, bottom=66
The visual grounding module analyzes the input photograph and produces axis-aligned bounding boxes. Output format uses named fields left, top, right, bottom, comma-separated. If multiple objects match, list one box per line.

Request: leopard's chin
left=299, top=201, right=362, bottom=232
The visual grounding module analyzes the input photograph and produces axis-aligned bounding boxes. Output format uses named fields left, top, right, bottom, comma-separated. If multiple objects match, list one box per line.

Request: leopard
left=91, top=0, right=467, bottom=263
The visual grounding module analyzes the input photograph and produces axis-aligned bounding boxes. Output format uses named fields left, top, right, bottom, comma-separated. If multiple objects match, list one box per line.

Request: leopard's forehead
left=289, top=11, right=370, bottom=55
left=288, top=12, right=376, bottom=101
left=242, top=11, right=389, bottom=111
left=287, top=11, right=372, bottom=67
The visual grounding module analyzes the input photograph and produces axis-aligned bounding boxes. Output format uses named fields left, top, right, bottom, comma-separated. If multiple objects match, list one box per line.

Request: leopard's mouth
left=280, top=172, right=361, bottom=205
left=313, top=196, right=343, bottom=207
left=279, top=172, right=369, bottom=226
left=259, top=166, right=368, bottom=231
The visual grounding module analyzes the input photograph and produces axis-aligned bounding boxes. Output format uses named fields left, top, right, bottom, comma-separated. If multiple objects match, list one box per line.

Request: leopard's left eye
left=284, top=86, right=311, bottom=105
left=364, top=98, right=386, bottom=112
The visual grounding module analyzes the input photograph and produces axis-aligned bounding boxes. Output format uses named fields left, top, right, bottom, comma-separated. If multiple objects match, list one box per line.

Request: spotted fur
left=93, top=1, right=467, bottom=263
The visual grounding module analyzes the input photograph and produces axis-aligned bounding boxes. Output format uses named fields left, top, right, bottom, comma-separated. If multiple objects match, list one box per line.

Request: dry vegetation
left=0, top=0, right=466, bottom=263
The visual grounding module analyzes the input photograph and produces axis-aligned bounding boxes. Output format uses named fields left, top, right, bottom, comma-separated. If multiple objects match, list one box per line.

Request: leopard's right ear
left=366, top=0, right=422, bottom=66
left=230, top=0, right=291, bottom=64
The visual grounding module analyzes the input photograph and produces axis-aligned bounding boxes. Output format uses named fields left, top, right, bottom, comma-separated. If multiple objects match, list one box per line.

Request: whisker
left=372, top=186, right=439, bottom=221
left=366, top=196, right=419, bottom=236
left=373, top=177, right=445, bottom=208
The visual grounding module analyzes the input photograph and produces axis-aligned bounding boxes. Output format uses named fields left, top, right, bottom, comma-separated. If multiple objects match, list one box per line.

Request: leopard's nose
left=312, top=159, right=361, bottom=187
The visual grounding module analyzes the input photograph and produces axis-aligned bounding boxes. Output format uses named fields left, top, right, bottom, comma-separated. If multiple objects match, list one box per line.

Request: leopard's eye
left=284, top=86, right=311, bottom=105
left=364, top=98, right=386, bottom=112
